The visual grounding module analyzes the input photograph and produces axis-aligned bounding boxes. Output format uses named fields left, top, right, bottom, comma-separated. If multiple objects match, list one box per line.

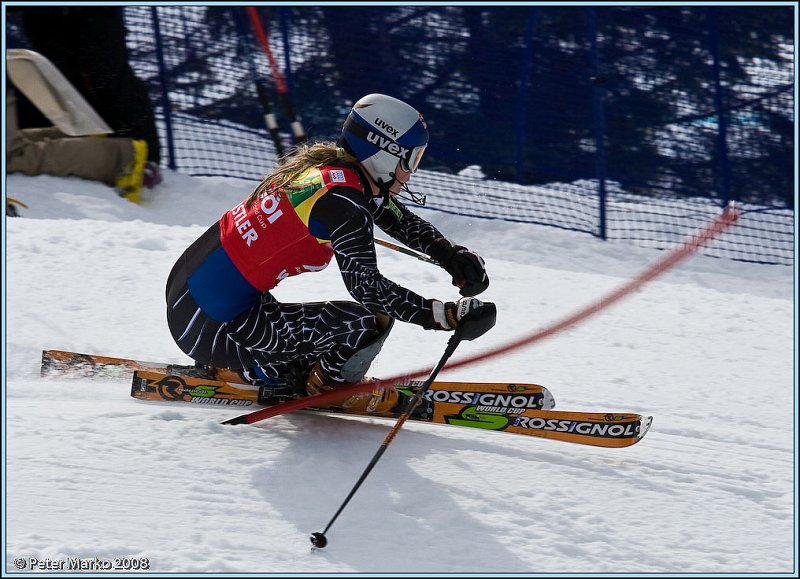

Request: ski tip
left=638, top=415, right=654, bottom=440
left=542, top=388, right=556, bottom=410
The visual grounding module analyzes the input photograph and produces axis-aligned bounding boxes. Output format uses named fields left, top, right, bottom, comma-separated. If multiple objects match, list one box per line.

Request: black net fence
left=5, top=5, right=795, bottom=264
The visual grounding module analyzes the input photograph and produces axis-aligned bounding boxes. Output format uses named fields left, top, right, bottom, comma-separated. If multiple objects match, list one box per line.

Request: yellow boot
left=306, top=362, right=401, bottom=416
left=115, top=139, right=148, bottom=203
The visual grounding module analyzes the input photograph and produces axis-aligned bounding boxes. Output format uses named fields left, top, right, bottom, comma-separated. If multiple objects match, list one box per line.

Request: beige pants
left=6, top=87, right=135, bottom=186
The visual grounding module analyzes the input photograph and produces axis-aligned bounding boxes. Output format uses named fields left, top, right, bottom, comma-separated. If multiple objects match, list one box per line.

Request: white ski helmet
left=340, top=93, right=428, bottom=186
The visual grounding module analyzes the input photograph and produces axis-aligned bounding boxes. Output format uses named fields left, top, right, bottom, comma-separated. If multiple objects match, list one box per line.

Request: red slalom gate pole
left=245, top=6, right=306, bottom=144
left=222, top=203, right=739, bottom=427
left=444, top=202, right=740, bottom=372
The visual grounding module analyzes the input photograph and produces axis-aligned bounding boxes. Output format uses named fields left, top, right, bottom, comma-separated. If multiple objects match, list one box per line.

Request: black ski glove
left=432, top=297, right=487, bottom=330
left=440, top=245, right=489, bottom=297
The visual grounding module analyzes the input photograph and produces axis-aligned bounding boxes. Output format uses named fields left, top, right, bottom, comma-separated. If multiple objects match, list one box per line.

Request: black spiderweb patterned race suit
left=166, top=163, right=455, bottom=385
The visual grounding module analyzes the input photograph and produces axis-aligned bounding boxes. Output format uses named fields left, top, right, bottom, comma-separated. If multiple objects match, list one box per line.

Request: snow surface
left=3, top=168, right=796, bottom=576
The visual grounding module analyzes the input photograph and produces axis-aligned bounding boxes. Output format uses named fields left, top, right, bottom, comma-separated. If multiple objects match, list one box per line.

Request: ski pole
left=310, top=302, right=497, bottom=550
left=374, top=237, right=438, bottom=266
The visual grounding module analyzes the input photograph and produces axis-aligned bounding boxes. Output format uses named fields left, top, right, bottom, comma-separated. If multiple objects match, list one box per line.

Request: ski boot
left=305, top=362, right=406, bottom=416
left=234, top=365, right=306, bottom=406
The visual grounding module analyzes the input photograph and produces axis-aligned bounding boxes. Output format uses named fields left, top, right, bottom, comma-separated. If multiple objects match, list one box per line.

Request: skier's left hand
left=442, top=246, right=489, bottom=296
left=432, top=297, right=487, bottom=330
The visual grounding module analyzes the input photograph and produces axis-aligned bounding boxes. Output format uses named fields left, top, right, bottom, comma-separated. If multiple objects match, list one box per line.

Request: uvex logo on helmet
left=366, top=131, right=411, bottom=161
left=374, top=117, right=399, bottom=137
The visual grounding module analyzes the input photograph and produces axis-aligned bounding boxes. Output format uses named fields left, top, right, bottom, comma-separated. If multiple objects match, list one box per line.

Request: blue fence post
left=514, top=8, right=537, bottom=182
left=150, top=7, right=176, bottom=171
left=587, top=7, right=608, bottom=240
left=707, top=7, right=731, bottom=208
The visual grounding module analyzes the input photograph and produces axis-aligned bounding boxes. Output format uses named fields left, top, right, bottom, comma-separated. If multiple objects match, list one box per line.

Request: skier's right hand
left=440, top=246, right=490, bottom=297
left=432, top=297, right=486, bottom=330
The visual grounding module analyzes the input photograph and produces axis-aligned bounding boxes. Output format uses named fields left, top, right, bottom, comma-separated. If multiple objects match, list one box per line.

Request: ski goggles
left=400, top=144, right=426, bottom=174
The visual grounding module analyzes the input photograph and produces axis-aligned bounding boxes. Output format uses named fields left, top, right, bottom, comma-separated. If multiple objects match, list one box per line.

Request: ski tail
left=131, top=370, right=262, bottom=407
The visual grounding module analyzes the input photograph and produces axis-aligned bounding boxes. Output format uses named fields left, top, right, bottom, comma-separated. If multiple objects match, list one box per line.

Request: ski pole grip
left=455, top=302, right=497, bottom=341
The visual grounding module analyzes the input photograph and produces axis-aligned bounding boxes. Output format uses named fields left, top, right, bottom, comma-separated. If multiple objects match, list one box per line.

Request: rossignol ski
left=41, top=349, right=553, bottom=411
left=130, top=370, right=650, bottom=448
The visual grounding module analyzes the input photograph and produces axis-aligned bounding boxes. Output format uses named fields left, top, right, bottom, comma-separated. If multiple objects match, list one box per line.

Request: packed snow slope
left=3, top=169, right=796, bottom=575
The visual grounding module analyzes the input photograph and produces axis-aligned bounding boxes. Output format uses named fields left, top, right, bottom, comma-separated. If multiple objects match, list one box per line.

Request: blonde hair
left=246, top=141, right=358, bottom=206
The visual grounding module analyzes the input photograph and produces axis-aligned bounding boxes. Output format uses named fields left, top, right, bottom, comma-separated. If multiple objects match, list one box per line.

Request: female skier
left=166, top=93, right=489, bottom=414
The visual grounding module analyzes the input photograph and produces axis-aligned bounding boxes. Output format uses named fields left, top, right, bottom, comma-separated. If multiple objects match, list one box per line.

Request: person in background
left=17, top=6, right=162, bottom=188
left=165, top=94, right=490, bottom=414
left=6, top=85, right=148, bottom=204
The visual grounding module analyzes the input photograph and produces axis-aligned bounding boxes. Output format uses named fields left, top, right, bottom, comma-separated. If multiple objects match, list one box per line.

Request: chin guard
left=397, top=182, right=427, bottom=206
left=384, top=172, right=427, bottom=206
